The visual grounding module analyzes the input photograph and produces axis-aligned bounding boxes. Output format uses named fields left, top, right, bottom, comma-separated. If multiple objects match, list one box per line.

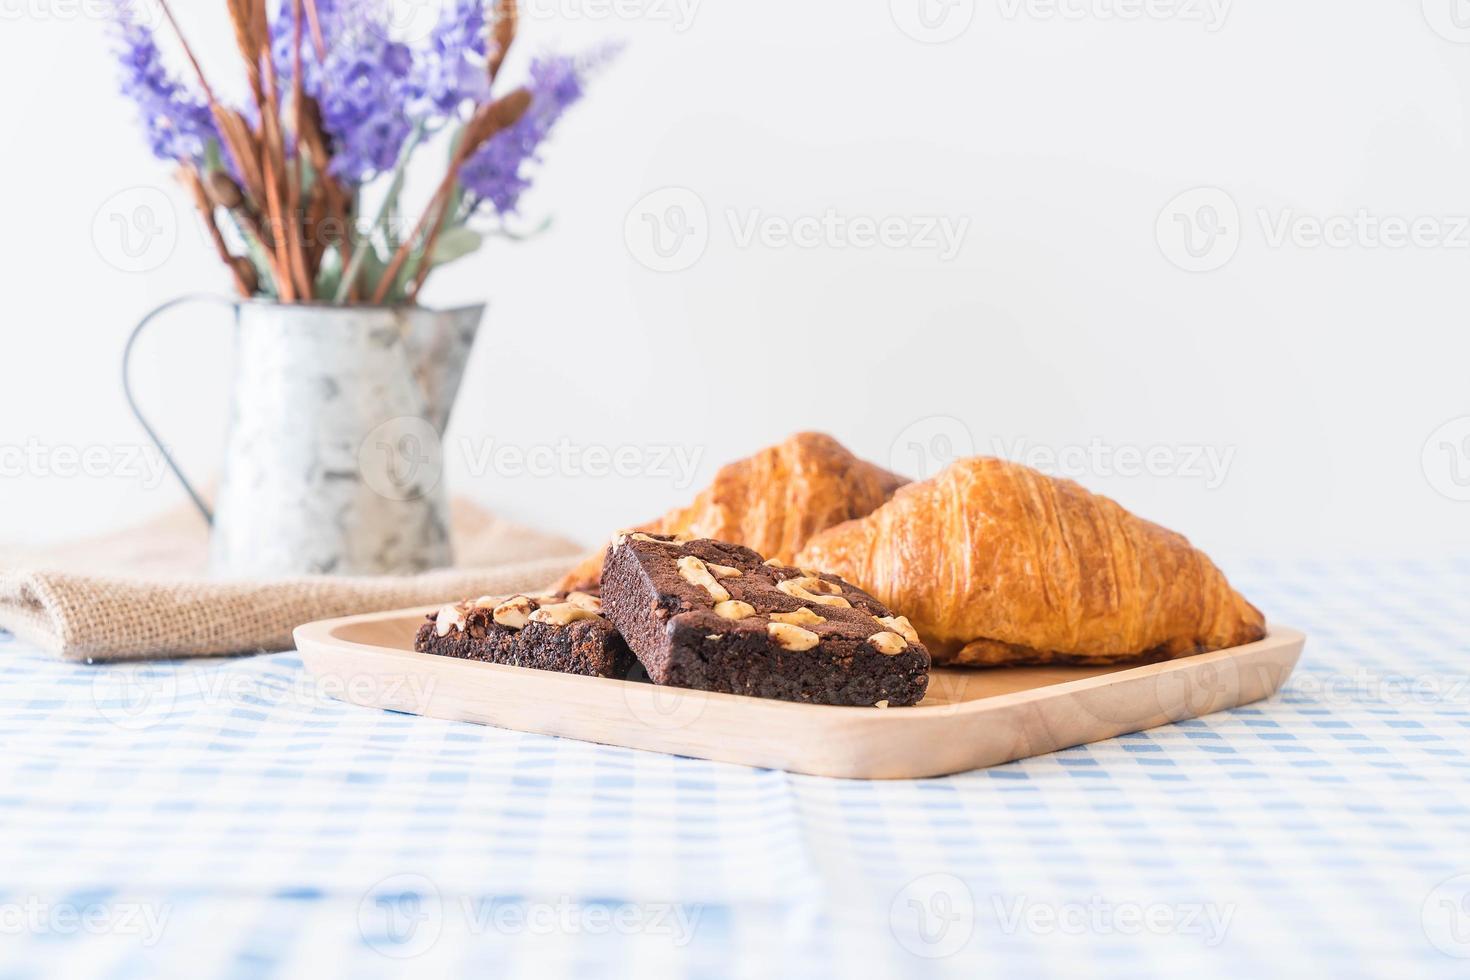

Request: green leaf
left=313, top=246, right=342, bottom=301
left=352, top=246, right=391, bottom=302
left=430, top=226, right=484, bottom=268
left=486, top=215, right=554, bottom=242
left=446, top=121, right=468, bottom=162
left=220, top=209, right=277, bottom=299
left=300, top=157, right=318, bottom=198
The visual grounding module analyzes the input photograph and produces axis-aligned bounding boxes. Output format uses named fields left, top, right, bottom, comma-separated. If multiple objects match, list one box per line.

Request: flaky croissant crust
left=556, top=432, right=907, bottom=592
left=796, top=456, right=1266, bottom=666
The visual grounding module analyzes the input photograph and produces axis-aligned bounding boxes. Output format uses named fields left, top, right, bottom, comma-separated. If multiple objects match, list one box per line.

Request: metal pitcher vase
left=123, top=297, right=483, bottom=577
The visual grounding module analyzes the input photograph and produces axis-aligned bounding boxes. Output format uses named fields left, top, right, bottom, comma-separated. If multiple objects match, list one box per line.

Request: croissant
left=556, top=432, right=908, bottom=591
left=795, top=456, right=1266, bottom=666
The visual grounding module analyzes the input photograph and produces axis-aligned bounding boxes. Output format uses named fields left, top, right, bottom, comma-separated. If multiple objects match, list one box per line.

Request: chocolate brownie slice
left=414, top=590, right=634, bottom=679
left=601, top=533, right=930, bottom=706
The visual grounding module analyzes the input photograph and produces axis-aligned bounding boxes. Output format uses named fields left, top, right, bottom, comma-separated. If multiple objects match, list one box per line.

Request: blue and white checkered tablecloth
left=1, top=561, right=1468, bottom=979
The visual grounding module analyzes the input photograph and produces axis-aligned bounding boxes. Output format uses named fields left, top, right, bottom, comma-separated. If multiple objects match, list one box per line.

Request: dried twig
left=155, top=0, right=283, bottom=295
left=157, top=0, right=254, bottom=196
left=289, top=0, right=311, bottom=291
left=155, top=0, right=544, bottom=305
left=298, top=108, right=355, bottom=298
left=155, top=1, right=218, bottom=103
left=212, top=108, right=266, bottom=203
left=488, top=0, right=518, bottom=83
left=289, top=4, right=355, bottom=299
left=257, top=27, right=310, bottom=300
left=179, top=165, right=251, bottom=297
left=225, top=0, right=264, bottom=103
left=298, top=97, right=357, bottom=300
left=302, top=0, right=326, bottom=60
left=174, top=0, right=298, bottom=298
left=372, top=89, right=531, bottom=305
left=204, top=170, right=290, bottom=293
left=336, top=120, right=424, bottom=305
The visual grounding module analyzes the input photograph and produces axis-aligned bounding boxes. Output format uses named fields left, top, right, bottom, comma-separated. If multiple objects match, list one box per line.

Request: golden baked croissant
left=795, top=456, right=1266, bottom=666
left=556, top=432, right=907, bottom=591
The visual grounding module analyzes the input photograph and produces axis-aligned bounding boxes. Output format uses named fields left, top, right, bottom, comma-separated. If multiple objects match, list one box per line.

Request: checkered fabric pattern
left=1, top=561, right=1467, bottom=979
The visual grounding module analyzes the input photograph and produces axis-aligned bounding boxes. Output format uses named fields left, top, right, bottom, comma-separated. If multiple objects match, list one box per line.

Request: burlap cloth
left=0, top=501, right=584, bottom=663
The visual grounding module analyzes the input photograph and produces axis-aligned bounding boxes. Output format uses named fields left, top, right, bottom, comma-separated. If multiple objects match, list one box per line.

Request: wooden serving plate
left=293, top=608, right=1304, bottom=780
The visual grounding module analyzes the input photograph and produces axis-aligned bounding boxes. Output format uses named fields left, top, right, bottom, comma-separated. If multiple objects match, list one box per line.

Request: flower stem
left=335, top=119, right=427, bottom=304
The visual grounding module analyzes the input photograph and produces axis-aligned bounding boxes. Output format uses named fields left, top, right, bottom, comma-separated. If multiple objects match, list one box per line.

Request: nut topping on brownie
left=417, top=590, right=632, bottom=679
left=600, top=534, right=930, bottom=707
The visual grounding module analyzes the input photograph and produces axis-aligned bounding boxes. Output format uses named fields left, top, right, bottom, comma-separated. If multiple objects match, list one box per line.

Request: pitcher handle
left=121, top=294, right=239, bottom=527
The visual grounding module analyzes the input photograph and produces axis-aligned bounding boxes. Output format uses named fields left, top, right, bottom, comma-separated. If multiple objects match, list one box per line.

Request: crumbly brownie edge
left=413, top=610, right=634, bottom=679
left=600, top=544, right=682, bottom=683
left=600, top=538, right=929, bottom=707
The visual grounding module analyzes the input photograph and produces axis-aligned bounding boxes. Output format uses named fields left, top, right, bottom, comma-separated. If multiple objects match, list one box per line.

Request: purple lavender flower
left=407, top=0, right=492, bottom=116
left=459, top=55, right=586, bottom=215
left=105, top=0, right=215, bottom=163
left=272, top=0, right=413, bottom=184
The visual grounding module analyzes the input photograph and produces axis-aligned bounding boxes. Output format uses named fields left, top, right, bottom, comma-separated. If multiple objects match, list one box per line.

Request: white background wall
left=3, top=1, right=1470, bottom=561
